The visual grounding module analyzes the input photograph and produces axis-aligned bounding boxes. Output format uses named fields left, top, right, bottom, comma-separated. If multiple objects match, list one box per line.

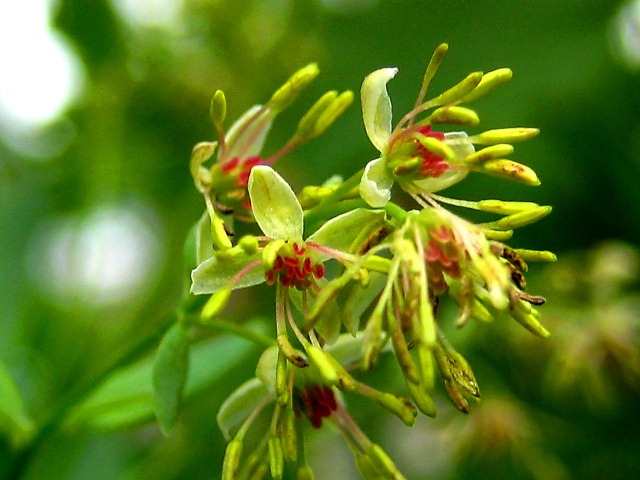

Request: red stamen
left=221, top=157, right=240, bottom=172
left=313, top=264, right=325, bottom=279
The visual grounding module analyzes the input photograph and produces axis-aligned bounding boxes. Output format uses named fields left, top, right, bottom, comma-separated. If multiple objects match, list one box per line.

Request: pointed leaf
left=190, top=250, right=263, bottom=295
left=217, top=377, right=270, bottom=440
left=359, top=157, right=394, bottom=207
left=153, top=323, right=190, bottom=434
left=248, top=166, right=303, bottom=239
left=361, top=67, right=397, bottom=152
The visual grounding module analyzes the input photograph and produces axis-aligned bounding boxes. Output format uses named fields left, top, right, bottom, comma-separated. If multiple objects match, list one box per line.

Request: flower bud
left=511, top=300, right=550, bottom=337
left=268, top=63, right=320, bottom=113
left=296, top=463, right=315, bottom=480
left=306, top=345, right=339, bottom=387
left=280, top=403, right=297, bottom=463
left=238, top=235, right=259, bottom=255
left=262, top=239, right=286, bottom=269
left=471, top=127, right=540, bottom=144
left=463, top=143, right=514, bottom=165
left=459, top=68, right=513, bottom=103
left=268, top=435, right=285, bottom=480
left=201, top=287, right=232, bottom=321
left=277, top=334, right=308, bottom=368
left=492, top=205, right=552, bottom=230
left=210, top=89, right=227, bottom=127
left=429, top=71, right=483, bottom=107
left=222, top=438, right=243, bottom=480
left=405, top=378, right=437, bottom=417
left=296, top=91, right=337, bottom=139
left=210, top=214, right=233, bottom=250
left=366, top=443, right=405, bottom=479
left=513, top=248, right=557, bottom=262
left=314, top=90, right=354, bottom=136
left=426, top=105, right=479, bottom=125
left=419, top=43, right=449, bottom=97
left=377, top=392, right=417, bottom=426
left=477, top=199, right=540, bottom=215
left=478, top=159, right=541, bottom=186
left=418, top=135, right=456, bottom=161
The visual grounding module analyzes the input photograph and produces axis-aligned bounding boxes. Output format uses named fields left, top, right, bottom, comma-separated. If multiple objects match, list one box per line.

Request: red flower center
left=264, top=242, right=325, bottom=290
left=296, top=385, right=338, bottom=429
left=416, top=126, right=450, bottom=178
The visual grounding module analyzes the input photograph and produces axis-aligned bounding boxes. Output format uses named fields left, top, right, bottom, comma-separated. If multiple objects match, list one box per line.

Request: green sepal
left=190, top=249, right=263, bottom=295
left=217, top=377, right=270, bottom=441
left=249, top=165, right=303, bottom=240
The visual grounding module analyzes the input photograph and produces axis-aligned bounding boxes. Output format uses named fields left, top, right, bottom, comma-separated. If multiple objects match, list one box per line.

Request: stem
left=200, top=318, right=275, bottom=348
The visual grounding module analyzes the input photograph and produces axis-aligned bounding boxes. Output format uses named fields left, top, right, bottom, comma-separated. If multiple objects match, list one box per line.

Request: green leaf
left=153, top=323, right=191, bottom=435
left=361, top=67, right=396, bottom=152
left=190, top=249, right=263, bottom=295
left=216, top=377, right=270, bottom=440
left=307, top=208, right=387, bottom=255
left=248, top=166, right=303, bottom=240
left=0, top=359, right=34, bottom=448
left=63, top=324, right=261, bottom=433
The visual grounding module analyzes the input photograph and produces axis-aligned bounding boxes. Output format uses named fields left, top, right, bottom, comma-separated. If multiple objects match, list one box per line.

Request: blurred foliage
left=1, top=0, right=639, bottom=479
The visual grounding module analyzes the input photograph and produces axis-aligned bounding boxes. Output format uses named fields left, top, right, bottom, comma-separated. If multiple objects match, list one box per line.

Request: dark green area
left=1, top=1, right=639, bottom=479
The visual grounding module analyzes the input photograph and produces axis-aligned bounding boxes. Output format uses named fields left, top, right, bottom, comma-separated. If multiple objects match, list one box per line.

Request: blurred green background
left=1, top=0, right=640, bottom=479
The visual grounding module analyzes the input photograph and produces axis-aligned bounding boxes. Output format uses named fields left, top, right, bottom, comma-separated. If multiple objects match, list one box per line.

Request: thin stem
left=200, top=318, right=275, bottom=348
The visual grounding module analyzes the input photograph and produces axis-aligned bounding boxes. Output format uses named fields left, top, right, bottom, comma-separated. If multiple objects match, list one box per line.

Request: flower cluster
left=176, top=44, right=555, bottom=479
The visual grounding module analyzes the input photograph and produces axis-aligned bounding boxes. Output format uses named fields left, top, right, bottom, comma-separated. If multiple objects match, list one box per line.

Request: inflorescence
left=182, top=43, right=556, bottom=479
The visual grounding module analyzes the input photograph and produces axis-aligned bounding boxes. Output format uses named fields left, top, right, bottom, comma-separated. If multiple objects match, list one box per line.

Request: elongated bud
left=471, top=127, right=539, bottom=144
left=405, top=378, right=437, bottom=417
left=377, top=392, right=417, bottom=426
left=511, top=300, right=550, bottom=337
left=429, top=71, right=483, bottom=107
left=275, top=349, right=289, bottom=405
left=296, top=463, right=315, bottom=480
left=426, top=105, right=479, bottom=125
left=268, top=436, right=285, bottom=480
left=458, top=68, right=513, bottom=103
left=277, top=334, right=308, bottom=368
left=262, top=239, right=286, bottom=269
left=210, top=90, right=227, bottom=127
left=478, top=199, right=540, bottom=215
left=211, top=214, right=233, bottom=250
left=484, top=229, right=513, bottom=241
left=280, top=404, right=297, bottom=463
left=268, top=63, right=320, bottom=113
left=222, top=438, right=243, bottom=480
left=367, top=444, right=406, bottom=479
left=513, top=248, right=557, bottom=262
left=463, top=143, right=514, bottom=165
left=418, top=135, right=456, bottom=161
left=420, top=43, right=449, bottom=97
left=306, top=345, right=339, bottom=387
left=314, top=90, right=354, bottom=136
left=362, top=303, right=384, bottom=370
left=492, top=205, right=552, bottom=230
left=239, top=235, right=259, bottom=255
left=201, top=287, right=232, bottom=321
left=296, top=91, right=338, bottom=139
left=355, top=453, right=380, bottom=479
left=478, top=159, right=541, bottom=186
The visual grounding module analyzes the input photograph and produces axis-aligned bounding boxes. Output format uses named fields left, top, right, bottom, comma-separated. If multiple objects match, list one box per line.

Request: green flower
left=359, top=44, right=540, bottom=208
